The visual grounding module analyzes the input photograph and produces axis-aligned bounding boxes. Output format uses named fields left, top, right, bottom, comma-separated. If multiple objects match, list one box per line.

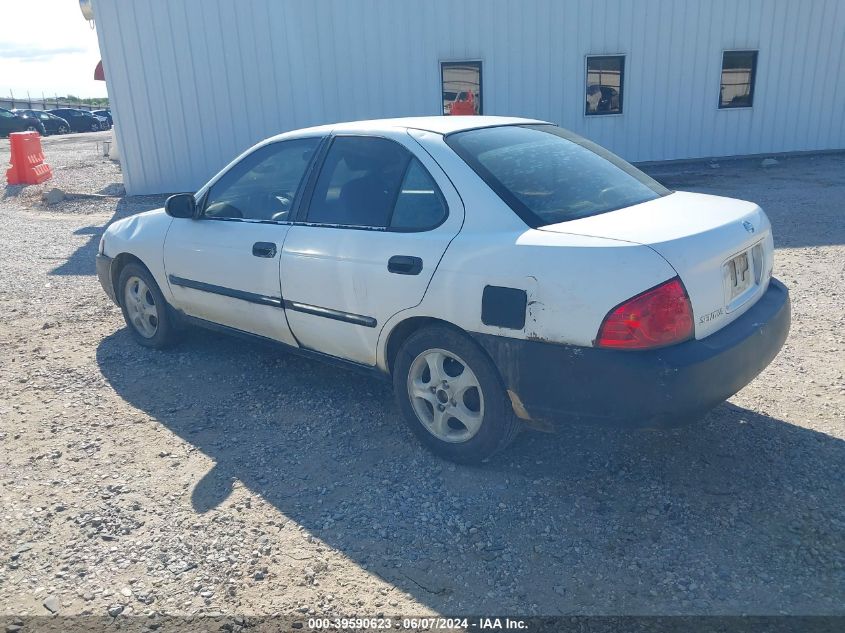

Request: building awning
left=94, top=60, right=104, bottom=81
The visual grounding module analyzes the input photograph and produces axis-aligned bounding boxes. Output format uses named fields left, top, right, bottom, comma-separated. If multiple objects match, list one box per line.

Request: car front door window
left=204, top=138, right=320, bottom=222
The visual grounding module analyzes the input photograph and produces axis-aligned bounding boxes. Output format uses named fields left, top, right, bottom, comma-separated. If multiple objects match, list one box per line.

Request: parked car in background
left=47, top=108, right=102, bottom=133
left=92, top=113, right=111, bottom=130
left=9, top=110, right=46, bottom=135
left=0, top=107, right=40, bottom=136
left=12, top=109, right=70, bottom=135
left=96, top=116, right=790, bottom=463
left=93, top=109, right=113, bottom=127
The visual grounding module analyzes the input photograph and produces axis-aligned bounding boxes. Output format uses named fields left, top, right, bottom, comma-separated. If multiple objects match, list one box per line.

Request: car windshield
left=445, top=124, right=670, bottom=227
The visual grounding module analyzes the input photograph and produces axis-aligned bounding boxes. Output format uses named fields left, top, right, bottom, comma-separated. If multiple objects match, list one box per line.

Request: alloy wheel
left=123, top=276, right=159, bottom=338
left=407, top=348, right=485, bottom=443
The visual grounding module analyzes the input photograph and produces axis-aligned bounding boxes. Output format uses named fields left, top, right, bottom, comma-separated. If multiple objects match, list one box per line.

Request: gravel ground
left=0, top=133, right=843, bottom=622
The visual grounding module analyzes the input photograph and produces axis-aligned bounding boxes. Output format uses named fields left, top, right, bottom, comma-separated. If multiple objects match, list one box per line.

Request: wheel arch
left=385, top=316, right=442, bottom=374
left=383, top=315, right=538, bottom=426
left=110, top=253, right=151, bottom=305
left=383, top=316, right=502, bottom=384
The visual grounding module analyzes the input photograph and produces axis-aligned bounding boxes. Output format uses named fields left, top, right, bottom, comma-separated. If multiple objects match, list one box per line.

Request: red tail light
left=596, top=277, right=694, bottom=350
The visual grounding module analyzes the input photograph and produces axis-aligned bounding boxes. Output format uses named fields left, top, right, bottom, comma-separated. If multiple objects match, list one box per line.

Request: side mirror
left=165, top=193, right=197, bottom=219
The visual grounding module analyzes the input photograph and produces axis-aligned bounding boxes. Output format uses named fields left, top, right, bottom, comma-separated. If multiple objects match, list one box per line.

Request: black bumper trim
left=96, top=254, right=116, bottom=305
left=471, top=278, right=791, bottom=428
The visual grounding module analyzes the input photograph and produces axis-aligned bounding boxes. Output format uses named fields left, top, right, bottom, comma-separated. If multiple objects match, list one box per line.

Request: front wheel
left=57, top=125, right=69, bottom=134
left=117, top=263, right=179, bottom=349
left=90, top=122, right=100, bottom=132
left=393, top=325, right=520, bottom=463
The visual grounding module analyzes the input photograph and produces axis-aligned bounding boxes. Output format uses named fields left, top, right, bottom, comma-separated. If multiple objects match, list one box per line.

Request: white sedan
left=97, top=116, right=790, bottom=463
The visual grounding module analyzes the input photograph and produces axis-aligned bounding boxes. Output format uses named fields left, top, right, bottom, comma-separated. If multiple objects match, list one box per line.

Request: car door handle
left=252, top=242, right=277, bottom=258
left=387, top=255, right=423, bottom=275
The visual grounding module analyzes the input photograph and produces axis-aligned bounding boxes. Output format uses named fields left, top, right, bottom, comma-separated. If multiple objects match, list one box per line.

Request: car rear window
left=445, top=124, right=670, bottom=227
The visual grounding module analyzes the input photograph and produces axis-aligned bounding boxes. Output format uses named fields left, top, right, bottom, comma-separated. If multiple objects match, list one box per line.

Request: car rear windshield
left=445, top=124, right=670, bottom=227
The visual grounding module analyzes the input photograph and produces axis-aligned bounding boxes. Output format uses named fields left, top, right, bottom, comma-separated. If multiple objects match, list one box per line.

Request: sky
left=0, top=0, right=107, bottom=99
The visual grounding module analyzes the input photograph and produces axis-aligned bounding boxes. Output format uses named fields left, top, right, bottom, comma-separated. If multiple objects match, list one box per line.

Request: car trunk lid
left=538, top=191, right=775, bottom=339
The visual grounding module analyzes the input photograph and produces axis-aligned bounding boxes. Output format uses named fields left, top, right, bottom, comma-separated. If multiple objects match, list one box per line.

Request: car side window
left=203, top=137, right=321, bottom=222
left=306, top=136, right=411, bottom=228
left=390, top=158, right=448, bottom=230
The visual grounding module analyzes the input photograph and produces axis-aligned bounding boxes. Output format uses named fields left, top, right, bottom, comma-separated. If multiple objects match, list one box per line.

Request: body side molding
left=168, top=275, right=283, bottom=308
left=283, top=300, right=378, bottom=328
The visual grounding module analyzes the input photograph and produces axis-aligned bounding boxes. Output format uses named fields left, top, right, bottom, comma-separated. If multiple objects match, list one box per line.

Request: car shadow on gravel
left=96, top=326, right=845, bottom=614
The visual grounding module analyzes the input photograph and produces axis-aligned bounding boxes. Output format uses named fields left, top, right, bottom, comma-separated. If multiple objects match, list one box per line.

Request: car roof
left=335, top=115, right=547, bottom=134
left=277, top=115, right=549, bottom=140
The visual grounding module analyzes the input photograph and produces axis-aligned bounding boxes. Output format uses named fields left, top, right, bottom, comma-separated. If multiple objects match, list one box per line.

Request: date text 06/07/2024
left=306, top=617, right=528, bottom=630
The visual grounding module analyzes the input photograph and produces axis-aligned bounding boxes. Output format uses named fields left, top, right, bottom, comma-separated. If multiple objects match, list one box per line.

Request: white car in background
left=97, top=116, right=790, bottom=463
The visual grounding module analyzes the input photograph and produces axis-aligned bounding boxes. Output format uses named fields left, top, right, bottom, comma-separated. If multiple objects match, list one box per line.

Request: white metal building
left=91, top=0, right=845, bottom=195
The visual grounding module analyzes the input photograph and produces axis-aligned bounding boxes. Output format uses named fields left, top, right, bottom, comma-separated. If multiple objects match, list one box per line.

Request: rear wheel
left=57, top=125, right=69, bottom=134
left=117, top=263, right=179, bottom=349
left=393, top=325, right=520, bottom=463
left=90, top=122, right=99, bottom=132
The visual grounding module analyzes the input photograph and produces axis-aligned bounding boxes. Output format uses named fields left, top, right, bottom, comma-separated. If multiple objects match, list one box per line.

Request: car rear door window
left=306, top=137, right=411, bottom=228
left=203, top=137, right=321, bottom=222
left=390, top=158, right=448, bottom=230
left=306, top=136, right=447, bottom=231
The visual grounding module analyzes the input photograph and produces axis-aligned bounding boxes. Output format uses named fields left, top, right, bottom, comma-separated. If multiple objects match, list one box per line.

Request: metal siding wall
left=94, top=0, right=845, bottom=195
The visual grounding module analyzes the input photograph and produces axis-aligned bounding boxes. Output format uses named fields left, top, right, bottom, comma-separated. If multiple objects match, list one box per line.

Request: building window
left=585, top=55, right=624, bottom=115
left=441, top=61, right=482, bottom=116
left=719, top=50, right=758, bottom=108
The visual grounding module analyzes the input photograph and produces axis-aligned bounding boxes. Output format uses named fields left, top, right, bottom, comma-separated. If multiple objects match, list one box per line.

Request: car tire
left=25, top=125, right=38, bottom=134
left=117, top=263, right=179, bottom=349
left=90, top=122, right=99, bottom=132
left=57, top=125, right=69, bottom=134
left=393, top=325, right=521, bottom=464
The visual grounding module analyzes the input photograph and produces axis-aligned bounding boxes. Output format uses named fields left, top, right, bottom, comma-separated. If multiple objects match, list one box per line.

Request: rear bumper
left=472, top=278, right=791, bottom=428
left=96, top=254, right=117, bottom=305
